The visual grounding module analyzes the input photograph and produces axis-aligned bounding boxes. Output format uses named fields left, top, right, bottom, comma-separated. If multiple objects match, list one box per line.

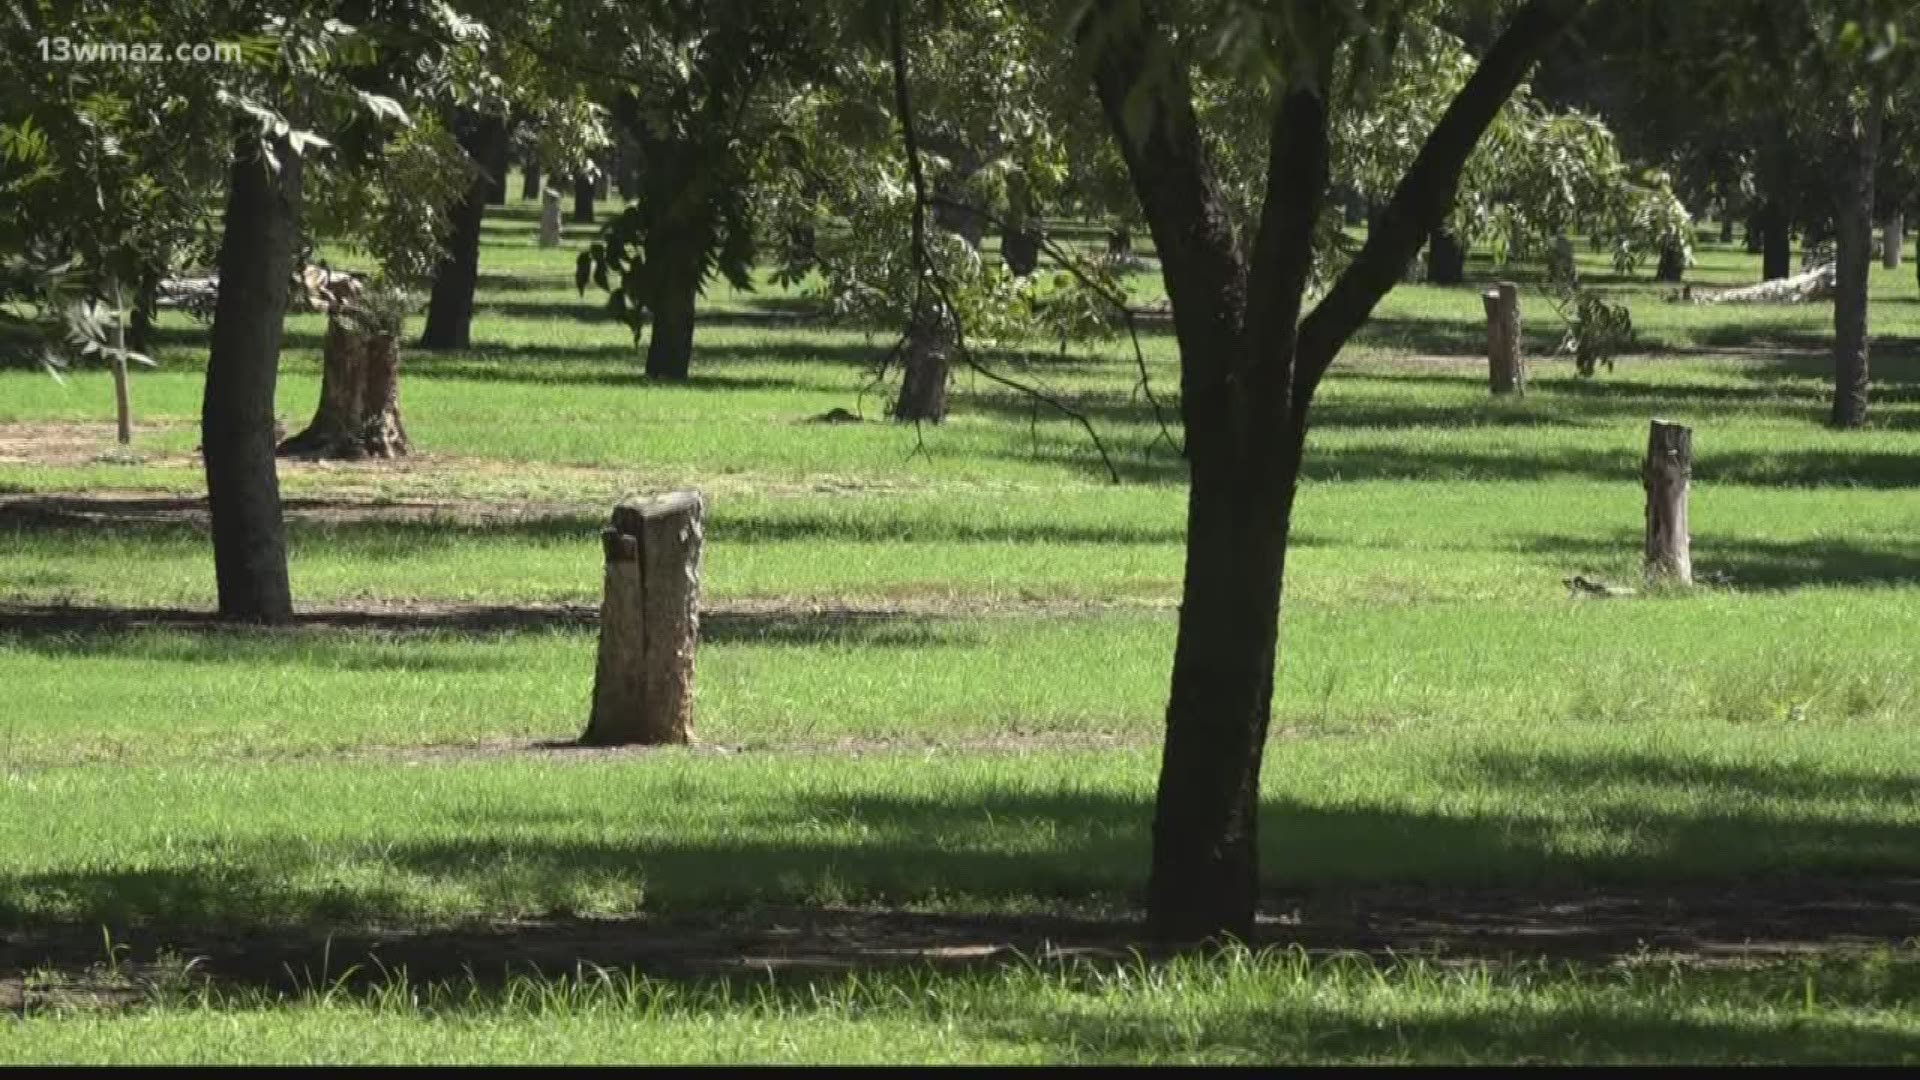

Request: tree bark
left=1832, top=94, right=1880, bottom=429
left=126, top=261, right=162, bottom=357
left=1760, top=198, right=1791, bottom=280
left=538, top=190, right=562, bottom=248
left=277, top=312, right=408, bottom=460
left=1425, top=227, right=1466, bottom=284
left=1719, top=215, right=1734, bottom=244
left=645, top=267, right=698, bottom=380
left=420, top=111, right=506, bottom=351
left=1643, top=420, right=1692, bottom=585
left=583, top=492, right=704, bottom=746
left=1882, top=212, right=1903, bottom=269
left=572, top=173, right=595, bottom=224
left=520, top=158, right=540, bottom=201
left=485, top=132, right=510, bottom=205
left=1002, top=173, right=1041, bottom=275
left=203, top=129, right=301, bottom=624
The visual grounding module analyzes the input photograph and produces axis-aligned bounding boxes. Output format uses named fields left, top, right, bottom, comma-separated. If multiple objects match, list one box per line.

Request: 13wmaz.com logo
left=37, top=37, right=243, bottom=63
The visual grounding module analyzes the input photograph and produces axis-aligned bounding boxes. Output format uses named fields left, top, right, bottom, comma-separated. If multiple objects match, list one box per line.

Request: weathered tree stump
left=1481, top=281, right=1524, bottom=395
left=583, top=492, right=705, bottom=746
left=1642, top=420, right=1692, bottom=585
left=1883, top=212, right=1904, bottom=270
left=538, top=190, right=562, bottom=249
left=892, top=311, right=951, bottom=423
left=278, top=286, right=409, bottom=460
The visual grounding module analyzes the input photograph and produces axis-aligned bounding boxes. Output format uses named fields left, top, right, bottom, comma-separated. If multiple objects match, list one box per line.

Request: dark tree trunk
left=645, top=264, right=698, bottom=381
left=203, top=130, right=302, bottom=624
left=572, top=173, right=595, bottom=224
left=1002, top=173, right=1042, bottom=275
left=1655, top=242, right=1685, bottom=282
left=1107, top=226, right=1132, bottom=256
left=1761, top=199, right=1791, bottom=280
left=1832, top=95, right=1881, bottom=429
left=1720, top=215, right=1734, bottom=244
left=1425, top=227, right=1466, bottom=284
left=520, top=158, right=540, bottom=201
left=485, top=132, right=510, bottom=205
left=420, top=112, right=506, bottom=351
left=786, top=222, right=816, bottom=269
left=278, top=312, right=408, bottom=459
left=1080, top=0, right=1588, bottom=943
left=126, top=261, right=162, bottom=356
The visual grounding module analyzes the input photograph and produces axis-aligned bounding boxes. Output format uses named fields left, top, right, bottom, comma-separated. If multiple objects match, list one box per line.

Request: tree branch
left=1292, top=0, right=1590, bottom=404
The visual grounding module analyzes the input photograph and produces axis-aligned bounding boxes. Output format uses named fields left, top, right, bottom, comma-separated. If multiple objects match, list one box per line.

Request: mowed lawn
left=3, top=200, right=1920, bottom=1063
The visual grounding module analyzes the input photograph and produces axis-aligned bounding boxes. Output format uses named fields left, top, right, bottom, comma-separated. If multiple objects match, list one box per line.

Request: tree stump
left=277, top=292, right=409, bottom=460
left=1481, top=281, right=1524, bottom=395
left=1642, top=420, right=1692, bottom=585
left=539, top=190, right=562, bottom=249
left=1883, top=213, right=1903, bottom=270
left=583, top=492, right=705, bottom=746
left=892, top=311, right=951, bottom=423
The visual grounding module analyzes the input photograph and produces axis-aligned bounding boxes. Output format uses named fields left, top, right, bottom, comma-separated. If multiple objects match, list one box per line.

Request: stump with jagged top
left=582, top=492, right=705, bottom=745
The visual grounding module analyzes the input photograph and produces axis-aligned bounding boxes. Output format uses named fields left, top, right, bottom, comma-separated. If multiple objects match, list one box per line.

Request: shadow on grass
left=4, top=748, right=1920, bottom=1021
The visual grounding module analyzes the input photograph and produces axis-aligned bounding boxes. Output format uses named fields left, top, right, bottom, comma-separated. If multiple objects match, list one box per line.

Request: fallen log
left=1679, top=263, right=1835, bottom=305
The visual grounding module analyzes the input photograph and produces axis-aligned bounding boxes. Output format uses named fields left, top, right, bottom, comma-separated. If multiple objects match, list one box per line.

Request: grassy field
left=3, top=194, right=1920, bottom=1063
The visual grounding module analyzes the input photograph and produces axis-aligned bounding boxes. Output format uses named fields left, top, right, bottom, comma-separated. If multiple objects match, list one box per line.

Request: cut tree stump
left=1643, top=420, right=1692, bottom=586
left=1481, top=281, right=1524, bottom=395
left=277, top=286, right=409, bottom=460
left=538, top=190, right=562, bottom=249
left=582, top=492, right=705, bottom=746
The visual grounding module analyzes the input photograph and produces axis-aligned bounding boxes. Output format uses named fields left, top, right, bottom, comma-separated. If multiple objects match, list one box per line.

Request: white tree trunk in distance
left=1883, top=213, right=1904, bottom=269
left=583, top=491, right=705, bottom=746
left=1643, top=420, right=1692, bottom=586
left=1687, top=264, right=1834, bottom=305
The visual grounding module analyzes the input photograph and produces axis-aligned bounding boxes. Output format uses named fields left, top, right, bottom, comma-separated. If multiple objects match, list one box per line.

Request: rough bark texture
left=583, top=492, right=704, bottom=746
left=572, top=173, right=595, bottom=224
left=420, top=112, right=506, bottom=351
left=1832, top=95, right=1880, bottom=429
left=203, top=130, right=301, bottom=624
left=1481, top=281, right=1523, bottom=395
left=538, top=190, right=562, bottom=249
left=1883, top=212, right=1903, bottom=269
left=277, top=315, right=408, bottom=460
left=892, top=313, right=951, bottom=422
left=1643, top=420, right=1692, bottom=585
left=1082, top=0, right=1588, bottom=944
left=1425, top=228, right=1466, bottom=284
left=1688, top=263, right=1833, bottom=304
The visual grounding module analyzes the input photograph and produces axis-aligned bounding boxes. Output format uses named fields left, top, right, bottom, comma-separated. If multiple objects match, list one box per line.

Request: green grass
left=4, top=201, right=1920, bottom=1060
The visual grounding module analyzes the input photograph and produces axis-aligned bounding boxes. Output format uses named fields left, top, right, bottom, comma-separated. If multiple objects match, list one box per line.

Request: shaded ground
left=4, top=876, right=1916, bottom=1011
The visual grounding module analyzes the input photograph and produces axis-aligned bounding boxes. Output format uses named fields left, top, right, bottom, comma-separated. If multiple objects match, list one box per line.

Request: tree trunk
left=278, top=313, right=408, bottom=460
left=126, top=262, right=162, bottom=357
left=1642, top=420, right=1692, bottom=585
left=485, top=132, right=509, bottom=205
left=1654, top=242, right=1685, bottom=282
left=645, top=270, right=698, bottom=380
left=572, top=173, right=595, bottom=224
left=1148, top=445, right=1296, bottom=941
left=520, top=158, right=540, bottom=201
left=1831, top=95, right=1880, bottom=429
left=583, top=492, right=704, bottom=747
left=1882, top=212, right=1903, bottom=269
left=1761, top=199, right=1791, bottom=280
left=1002, top=173, right=1041, bottom=275
left=892, top=311, right=950, bottom=422
left=1425, top=228, right=1466, bottom=284
left=420, top=112, right=505, bottom=351
left=203, top=129, right=301, bottom=624
left=1719, top=215, right=1734, bottom=244
left=109, top=277, right=131, bottom=445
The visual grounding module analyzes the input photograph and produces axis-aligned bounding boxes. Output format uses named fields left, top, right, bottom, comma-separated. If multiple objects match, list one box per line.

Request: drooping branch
left=1293, top=0, right=1591, bottom=401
